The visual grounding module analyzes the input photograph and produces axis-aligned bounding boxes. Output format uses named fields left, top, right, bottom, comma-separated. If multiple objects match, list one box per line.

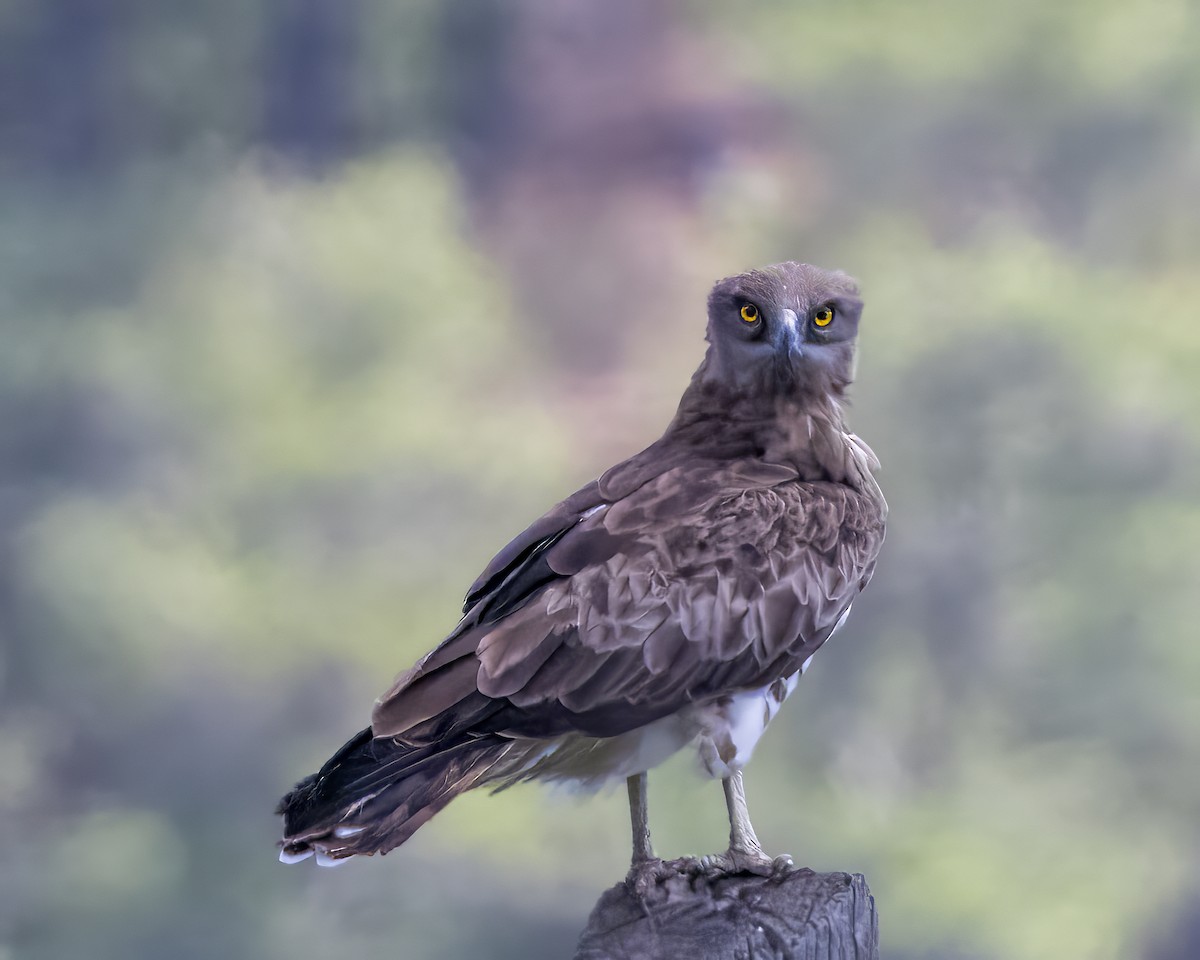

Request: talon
left=625, top=857, right=671, bottom=899
left=677, top=855, right=707, bottom=877
left=770, top=854, right=795, bottom=877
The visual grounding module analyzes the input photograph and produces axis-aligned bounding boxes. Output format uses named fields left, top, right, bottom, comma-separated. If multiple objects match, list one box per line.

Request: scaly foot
left=625, top=857, right=676, bottom=899
left=679, top=847, right=795, bottom=879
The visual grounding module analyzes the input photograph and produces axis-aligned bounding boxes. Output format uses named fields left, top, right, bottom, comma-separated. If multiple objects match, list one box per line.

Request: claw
left=678, top=847, right=796, bottom=880
left=625, top=857, right=673, bottom=899
left=769, top=854, right=795, bottom=878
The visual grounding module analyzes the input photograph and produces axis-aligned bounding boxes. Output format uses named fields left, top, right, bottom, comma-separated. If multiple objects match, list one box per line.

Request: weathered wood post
left=574, top=864, right=878, bottom=960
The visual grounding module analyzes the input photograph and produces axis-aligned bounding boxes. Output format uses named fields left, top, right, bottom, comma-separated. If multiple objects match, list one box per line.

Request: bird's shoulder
left=461, top=436, right=790, bottom=610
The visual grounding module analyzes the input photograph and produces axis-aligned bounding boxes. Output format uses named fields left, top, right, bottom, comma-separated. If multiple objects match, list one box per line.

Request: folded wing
left=372, top=456, right=884, bottom=747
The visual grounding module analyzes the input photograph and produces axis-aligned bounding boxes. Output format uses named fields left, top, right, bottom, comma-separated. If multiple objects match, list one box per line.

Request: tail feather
left=277, top=726, right=511, bottom=863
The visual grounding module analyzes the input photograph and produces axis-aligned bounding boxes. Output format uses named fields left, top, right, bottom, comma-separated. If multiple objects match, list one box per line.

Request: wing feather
left=374, top=453, right=885, bottom=749
left=500, top=465, right=880, bottom=725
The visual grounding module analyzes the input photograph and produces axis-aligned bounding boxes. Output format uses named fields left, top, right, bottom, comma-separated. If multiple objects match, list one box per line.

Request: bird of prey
left=277, top=261, right=886, bottom=885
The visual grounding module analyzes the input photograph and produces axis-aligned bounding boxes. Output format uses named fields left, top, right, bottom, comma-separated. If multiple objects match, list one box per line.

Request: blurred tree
left=261, top=0, right=361, bottom=170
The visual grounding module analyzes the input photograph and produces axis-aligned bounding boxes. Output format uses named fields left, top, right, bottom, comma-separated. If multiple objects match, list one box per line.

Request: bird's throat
left=667, top=380, right=854, bottom=484
left=760, top=397, right=855, bottom=483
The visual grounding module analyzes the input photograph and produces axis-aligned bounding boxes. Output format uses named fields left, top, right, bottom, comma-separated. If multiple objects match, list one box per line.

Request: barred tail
left=276, top=727, right=510, bottom=864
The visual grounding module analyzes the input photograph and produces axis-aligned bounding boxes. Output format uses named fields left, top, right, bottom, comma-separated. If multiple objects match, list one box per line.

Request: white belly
left=694, top=672, right=801, bottom=779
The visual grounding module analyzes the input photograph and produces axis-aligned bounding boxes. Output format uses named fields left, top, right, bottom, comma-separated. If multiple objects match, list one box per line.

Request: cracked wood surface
left=574, top=866, right=878, bottom=960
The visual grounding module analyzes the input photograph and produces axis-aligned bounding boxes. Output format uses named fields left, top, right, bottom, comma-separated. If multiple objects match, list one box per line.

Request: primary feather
left=277, top=262, right=886, bottom=864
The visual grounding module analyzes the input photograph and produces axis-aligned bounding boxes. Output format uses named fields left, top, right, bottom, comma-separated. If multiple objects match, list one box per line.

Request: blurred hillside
left=2, top=2, right=1199, bottom=959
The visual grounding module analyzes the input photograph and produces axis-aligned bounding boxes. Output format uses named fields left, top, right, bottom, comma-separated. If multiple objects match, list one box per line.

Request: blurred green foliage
left=2, top=2, right=1199, bottom=959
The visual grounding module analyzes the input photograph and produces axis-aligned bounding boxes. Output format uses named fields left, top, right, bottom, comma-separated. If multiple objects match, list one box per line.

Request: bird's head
left=701, top=262, right=863, bottom=400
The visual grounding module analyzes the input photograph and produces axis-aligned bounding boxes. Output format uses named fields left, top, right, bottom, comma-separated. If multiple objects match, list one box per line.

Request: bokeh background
left=3, top=1, right=1199, bottom=958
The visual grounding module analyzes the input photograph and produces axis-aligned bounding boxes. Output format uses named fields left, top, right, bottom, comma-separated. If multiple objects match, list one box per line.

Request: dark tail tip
left=274, top=727, right=508, bottom=864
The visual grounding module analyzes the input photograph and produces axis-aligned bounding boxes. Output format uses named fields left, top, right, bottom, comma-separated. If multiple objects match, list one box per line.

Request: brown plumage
left=277, top=262, right=886, bottom=874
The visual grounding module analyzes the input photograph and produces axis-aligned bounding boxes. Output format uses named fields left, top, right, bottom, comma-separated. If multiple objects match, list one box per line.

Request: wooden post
left=574, top=865, right=878, bottom=960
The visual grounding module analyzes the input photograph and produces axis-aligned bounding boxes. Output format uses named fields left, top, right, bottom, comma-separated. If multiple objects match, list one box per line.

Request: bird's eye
left=740, top=303, right=759, bottom=323
left=813, top=306, right=834, bottom=327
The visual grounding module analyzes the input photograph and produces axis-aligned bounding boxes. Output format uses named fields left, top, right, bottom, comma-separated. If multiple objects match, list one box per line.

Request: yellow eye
left=740, top=303, right=759, bottom=323
left=813, top=306, right=834, bottom=327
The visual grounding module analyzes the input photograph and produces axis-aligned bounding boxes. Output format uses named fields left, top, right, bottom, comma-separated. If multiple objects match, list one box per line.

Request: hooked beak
left=775, top=308, right=804, bottom=360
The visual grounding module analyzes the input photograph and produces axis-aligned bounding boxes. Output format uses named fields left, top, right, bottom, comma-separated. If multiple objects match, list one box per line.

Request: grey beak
left=776, top=308, right=803, bottom=359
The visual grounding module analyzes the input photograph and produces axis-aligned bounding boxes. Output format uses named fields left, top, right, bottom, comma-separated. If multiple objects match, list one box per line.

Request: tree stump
left=574, top=864, right=878, bottom=960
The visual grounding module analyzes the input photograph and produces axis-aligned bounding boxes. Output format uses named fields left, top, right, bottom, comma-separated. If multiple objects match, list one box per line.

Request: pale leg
left=697, top=769, right=793, bottom=877
left=723, top=769, right=766, bottom=857
left=625, top=772, right=672, bottom=896
left=627, top=772, right=654, bottom=864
